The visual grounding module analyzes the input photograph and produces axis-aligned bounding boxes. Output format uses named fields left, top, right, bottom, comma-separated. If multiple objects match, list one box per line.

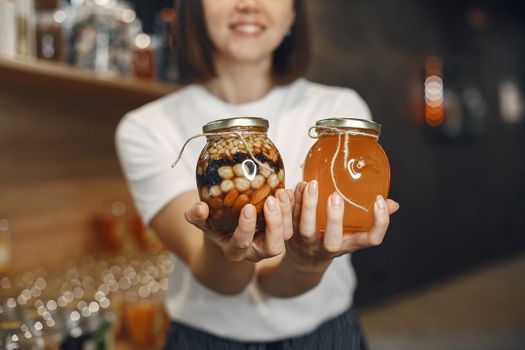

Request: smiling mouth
left=230, top=23, right=265, bottom=34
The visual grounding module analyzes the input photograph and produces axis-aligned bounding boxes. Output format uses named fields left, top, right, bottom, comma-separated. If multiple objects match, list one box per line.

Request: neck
left=205, top=56, right=274, bottom=104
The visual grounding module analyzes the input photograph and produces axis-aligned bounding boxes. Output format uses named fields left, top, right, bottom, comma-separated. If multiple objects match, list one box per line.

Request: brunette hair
left=174, top=0, right=310, bottom=85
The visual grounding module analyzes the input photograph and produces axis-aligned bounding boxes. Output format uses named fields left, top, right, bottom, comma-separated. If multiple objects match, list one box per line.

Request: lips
left=230, top=22, right=265, bottom=34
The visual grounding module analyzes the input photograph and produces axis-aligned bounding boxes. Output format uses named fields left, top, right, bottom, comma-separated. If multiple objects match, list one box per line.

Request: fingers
left=323, top=192, right=344, bottom=252
left=262, top=196, right=285, bottom=256
left=341, top=231, right=371, bottom=253
left=286, top=189, right=295, bottom=204
left=226, top=189, right=295, bottom=262
left=277, top=189, right=294, bottom=240
left=184, top=202, right=209, bottom=231
left=386, top=199, right=400, bottom=215
left=226, top=204, right=257, bottom=261
left=367, top=195, right=390, bottom=246
left=299, top=180, right=318, bottom=240
left=292, top=182, right=306, bottom=231
left=341, top=195, right=390, bottom=252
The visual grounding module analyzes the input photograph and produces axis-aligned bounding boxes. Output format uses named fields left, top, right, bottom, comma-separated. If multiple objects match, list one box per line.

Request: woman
left=116, top=0, right=399, bottom=348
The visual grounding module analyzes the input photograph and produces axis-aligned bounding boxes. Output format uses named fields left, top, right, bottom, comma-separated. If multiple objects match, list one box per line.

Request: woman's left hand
left=285, top=180, right=400, bottom=271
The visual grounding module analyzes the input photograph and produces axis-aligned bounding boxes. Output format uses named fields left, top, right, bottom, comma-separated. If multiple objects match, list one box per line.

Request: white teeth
left=234, top=24, right=262, bottom=34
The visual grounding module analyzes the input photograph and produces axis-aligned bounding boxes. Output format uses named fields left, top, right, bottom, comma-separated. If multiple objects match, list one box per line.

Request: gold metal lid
left=203, top=117, right=269, bottom=133
left=316, top=117, right=381, bottom=134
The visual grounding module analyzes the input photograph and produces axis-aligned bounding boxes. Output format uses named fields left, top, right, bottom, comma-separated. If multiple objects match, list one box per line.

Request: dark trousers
left=163, top=307, right=368, bottom=350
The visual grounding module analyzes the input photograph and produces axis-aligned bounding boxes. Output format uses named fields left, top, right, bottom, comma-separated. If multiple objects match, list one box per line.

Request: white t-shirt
left=115, top=78, right=372, bottom=341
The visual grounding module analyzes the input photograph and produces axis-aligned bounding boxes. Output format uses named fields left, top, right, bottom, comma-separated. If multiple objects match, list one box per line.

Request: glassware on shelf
left=93, top=201, right=128, bottom=252
left=154, top=7, right=178, bottom=83
left=36, top=10, right=66, bottom=61
left=0, top=219, right=11, bottom=274
left=16, top=0, right=37, bottom=58
left=23, top=305, right=64, bottom=350
left=123, top=286, right=166, bottom=347
left=133, top=33, right=156, bottom=80
left=0, top=320, right=42, bottom=349
left=1, top=246, right=172, bottom=349
left=69, top=0, right=141, bottom=77
left=0, top=0, right=17, bottom=59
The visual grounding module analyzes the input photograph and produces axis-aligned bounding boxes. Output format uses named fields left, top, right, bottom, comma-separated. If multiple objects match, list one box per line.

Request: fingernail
left=194, top=203, right=204, bottom=217
left=376, top=195, right=386, bottom=210
left=278, top=190, right=289, bottom=204
left=266, top=196, right=278, bottom=211
left=308, top=180, right=318, bottom=195
left=331, top=192, right=342, bottom=207
left=243, top=204, right=255, bottom=219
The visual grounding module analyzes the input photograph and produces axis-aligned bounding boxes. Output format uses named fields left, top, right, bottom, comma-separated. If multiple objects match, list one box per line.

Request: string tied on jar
left=308, top=126, right=379, bottom=212
left=171, top=131, right=275, bottom=175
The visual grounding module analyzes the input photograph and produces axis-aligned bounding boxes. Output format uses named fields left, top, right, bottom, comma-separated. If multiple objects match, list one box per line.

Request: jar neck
left=205, top=126, right=268, bottom=141
left=315, top=127, right=379, bottom=141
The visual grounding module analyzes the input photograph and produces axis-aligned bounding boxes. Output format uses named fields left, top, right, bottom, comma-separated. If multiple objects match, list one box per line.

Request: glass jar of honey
left=303, top=118, right=390, bottom=233
left=197, top=117, right=285, bottom=237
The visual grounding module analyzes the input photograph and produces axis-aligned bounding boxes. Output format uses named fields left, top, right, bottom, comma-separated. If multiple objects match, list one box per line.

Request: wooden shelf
left=0, top=57, right=179, bottom=99
left=0, top=58, right=178, bottom=271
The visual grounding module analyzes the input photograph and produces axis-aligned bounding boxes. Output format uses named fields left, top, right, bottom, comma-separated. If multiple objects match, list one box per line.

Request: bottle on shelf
left=0, top=0, right=17, bottom=59
left=154, top=7, right=179, bottom=83
left=16, top=0, right=37, bottom=58
left=0, top=219, right=11, bottom=274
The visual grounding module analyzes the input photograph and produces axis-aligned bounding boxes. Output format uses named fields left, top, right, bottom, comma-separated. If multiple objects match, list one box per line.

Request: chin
left=227, top=50, right=272, bottom=63
left=227, top=43, right=279, bottom=63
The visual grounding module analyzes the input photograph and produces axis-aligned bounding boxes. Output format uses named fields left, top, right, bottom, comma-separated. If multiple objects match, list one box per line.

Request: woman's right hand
left=286, top=180, right=400, bottom=271
left=185, top=194, right=294, bottom=263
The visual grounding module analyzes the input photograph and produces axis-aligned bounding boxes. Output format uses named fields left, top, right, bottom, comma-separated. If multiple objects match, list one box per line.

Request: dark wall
left=304, top=0, right=525, bottom=304
left=129, top=0, right=174, bottom=33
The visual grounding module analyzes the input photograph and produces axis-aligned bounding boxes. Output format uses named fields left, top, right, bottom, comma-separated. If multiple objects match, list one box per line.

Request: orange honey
left=303, top=118, right=390, bottom=233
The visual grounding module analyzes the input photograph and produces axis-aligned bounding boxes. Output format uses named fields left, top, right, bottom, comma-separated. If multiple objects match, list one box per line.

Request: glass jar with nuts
left=197, top=117, right=285, bottom=237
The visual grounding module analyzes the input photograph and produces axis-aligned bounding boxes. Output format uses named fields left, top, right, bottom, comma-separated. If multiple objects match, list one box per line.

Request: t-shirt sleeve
left=331, top=88, right=373, bottom=121
left=115, top=113, right=195, bottom=225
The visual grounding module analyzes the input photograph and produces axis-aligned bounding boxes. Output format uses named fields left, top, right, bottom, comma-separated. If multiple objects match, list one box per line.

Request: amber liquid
left=125, top=298, right=165, bottom=345
left=303, top=131, right=390, bottom=233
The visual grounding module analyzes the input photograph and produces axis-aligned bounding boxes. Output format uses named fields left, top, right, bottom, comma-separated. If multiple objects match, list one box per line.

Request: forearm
left=189, top=237, right=255, bottom=295
left=151, top=192, right=255, bottom=295
left=257, top=253, right=331, bottom=298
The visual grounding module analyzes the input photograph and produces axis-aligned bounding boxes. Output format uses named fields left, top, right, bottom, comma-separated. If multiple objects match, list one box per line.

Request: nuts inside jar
left=196, top=133, right=285, bottom=237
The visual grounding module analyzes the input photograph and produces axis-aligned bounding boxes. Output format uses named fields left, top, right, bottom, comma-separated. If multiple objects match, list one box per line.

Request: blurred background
left=1, top=0, right=524, bottom=349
